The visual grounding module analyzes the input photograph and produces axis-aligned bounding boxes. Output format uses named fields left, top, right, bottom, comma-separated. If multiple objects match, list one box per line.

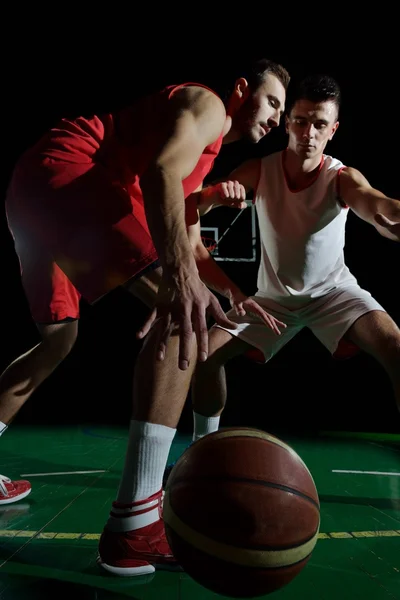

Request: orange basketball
left=163, top=428, right=320, bottom=597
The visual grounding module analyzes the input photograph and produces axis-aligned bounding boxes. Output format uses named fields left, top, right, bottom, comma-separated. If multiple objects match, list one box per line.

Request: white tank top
left=254, top=151, right=357, bottom=308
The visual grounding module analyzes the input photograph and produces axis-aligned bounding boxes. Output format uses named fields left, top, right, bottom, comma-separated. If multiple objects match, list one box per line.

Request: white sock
left=0, top=422, right=8, bottom=437
left=193, top=411, right=220, bottom=442
left=106, top=420, right=176, bottom=532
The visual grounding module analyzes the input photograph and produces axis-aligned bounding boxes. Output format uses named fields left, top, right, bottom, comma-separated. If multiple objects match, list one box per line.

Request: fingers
left=210, top=296, right=238, bottom=330
left=258, top=311, right=286, bottom=335
left=178, top=308, right=197, bottom=370
left=191, top=304, right=209, bottom=364
left=239, top=181, right=246, bottom=201
left=268, top=317, right=287, bottom=336
left=137, top=307, right=174, bottom=362
left=241, top=300, right=287, bottom=336
left=136, top=308, right=157, bottom=339
left=219, top=181, right=246, bottom=206
left=233, top=301, right=246, bottom=317
left=157, top=313, right=172, bottom=361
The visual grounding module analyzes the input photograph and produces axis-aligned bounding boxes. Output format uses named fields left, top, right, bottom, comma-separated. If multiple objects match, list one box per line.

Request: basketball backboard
left=200, top=201, right=258, bottom=262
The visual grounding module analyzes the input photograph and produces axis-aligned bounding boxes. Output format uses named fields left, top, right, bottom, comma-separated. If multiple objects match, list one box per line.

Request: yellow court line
left=0, top=529, right=399, bottom=541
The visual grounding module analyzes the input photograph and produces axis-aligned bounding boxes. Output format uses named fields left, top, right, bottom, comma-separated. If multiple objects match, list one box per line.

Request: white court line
left=20, top=470, right=107, bottom=477
left=333, top=469, right=400, bottom=477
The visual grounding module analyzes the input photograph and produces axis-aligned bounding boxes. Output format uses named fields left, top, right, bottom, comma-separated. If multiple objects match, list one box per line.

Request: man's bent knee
left=37, top=320, right=78, bottom=362
left=201, top=326, right=249, bottom=368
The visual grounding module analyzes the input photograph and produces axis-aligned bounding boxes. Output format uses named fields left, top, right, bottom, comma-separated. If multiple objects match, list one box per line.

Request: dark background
left=1, top=42, right=399, bottom=436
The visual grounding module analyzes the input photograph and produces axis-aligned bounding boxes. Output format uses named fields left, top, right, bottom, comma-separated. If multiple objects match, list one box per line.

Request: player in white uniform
left=186, top=74, right=400, bottom=443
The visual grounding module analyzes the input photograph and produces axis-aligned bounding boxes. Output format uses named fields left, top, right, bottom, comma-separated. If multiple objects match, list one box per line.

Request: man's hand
left=199, top=181, right=248, bottom=214
left=137, top=270, right=239, bottom=370
left=229, top=292, right=287, bottom=336
left=374, top=213, right=400, bottom=241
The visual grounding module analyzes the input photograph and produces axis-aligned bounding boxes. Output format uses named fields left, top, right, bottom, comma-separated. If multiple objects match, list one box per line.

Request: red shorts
left=6, top=127, right=158, bottom=323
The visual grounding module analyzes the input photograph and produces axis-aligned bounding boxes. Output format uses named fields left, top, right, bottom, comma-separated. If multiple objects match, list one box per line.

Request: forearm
left=187, top=186, right=219, bottom=216
left=374, top=198, right=400, bottom=241
left=369, top=196, right=400, bottom=219
left=194, top=246, right=243, bottom=300
left=140, top=167, right=197, bottom=274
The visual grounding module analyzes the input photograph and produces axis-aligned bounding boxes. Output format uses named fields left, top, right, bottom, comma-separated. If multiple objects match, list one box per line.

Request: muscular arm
left=194, top=158, right=261, bottom=216
left=220, top=158, right=261, bottom=194
left=186, top=159, right=261, bottom=289
left=137, top=87, right=238, bottom=368
left=340, top=167, right=400, bottom=241
left=139, top=87, right=227, bottom=277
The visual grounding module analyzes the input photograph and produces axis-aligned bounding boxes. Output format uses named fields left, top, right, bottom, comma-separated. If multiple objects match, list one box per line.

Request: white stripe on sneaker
left=109, top=506, right=161, bottom=532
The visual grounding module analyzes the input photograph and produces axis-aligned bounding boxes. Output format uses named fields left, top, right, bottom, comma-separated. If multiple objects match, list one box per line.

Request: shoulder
left=338, top=165, right=362, bottom=180
left=167, top=83, right=226, bottom=119
left=323, top=154, right=346, bottom=173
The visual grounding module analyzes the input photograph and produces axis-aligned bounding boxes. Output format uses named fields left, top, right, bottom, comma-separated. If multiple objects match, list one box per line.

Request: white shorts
left=216, top=285, right=386, bottom=363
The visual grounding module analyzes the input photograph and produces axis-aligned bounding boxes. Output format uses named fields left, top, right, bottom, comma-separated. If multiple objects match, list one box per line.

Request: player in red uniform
left=2, top=59, right=289, bottom=569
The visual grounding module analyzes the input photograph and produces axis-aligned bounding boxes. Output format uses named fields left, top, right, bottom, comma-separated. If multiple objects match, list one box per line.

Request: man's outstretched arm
left=340, top=167, right=400, bottom=242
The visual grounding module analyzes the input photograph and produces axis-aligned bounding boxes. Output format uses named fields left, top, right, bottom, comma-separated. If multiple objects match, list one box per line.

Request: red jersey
left=5, top=82, right=225, bottom=322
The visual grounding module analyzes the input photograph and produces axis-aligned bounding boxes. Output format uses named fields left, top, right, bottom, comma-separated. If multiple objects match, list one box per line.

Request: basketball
left=163, top=428, right=320, bottom=597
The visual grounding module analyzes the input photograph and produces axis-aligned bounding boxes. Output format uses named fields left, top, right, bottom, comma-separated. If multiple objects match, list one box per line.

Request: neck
left=222, top=115, right=240, bottom=144
left=283, top=148, right=323, bottom=187
left=222, top=97, right=241, bottom=144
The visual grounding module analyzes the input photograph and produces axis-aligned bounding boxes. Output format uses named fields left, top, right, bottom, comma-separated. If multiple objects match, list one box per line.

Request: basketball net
left=201, top=206, right=248, bottom=254
left=201, top=237, right=218, bottom=253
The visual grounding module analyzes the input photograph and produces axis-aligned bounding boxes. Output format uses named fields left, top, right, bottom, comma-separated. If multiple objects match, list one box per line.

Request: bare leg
left=192, top=326, right=252, bottom=418
left=125, top=265, right=197, bottom=426
left=0, top=321, right=78, bottom=424
left=98, top=270, right=239, bottom=574
left=0, top=265, right=160, bottom=428
left=132, top=323, right=197, bottom=427
left=344, top=310, right=400, bottom=413
left=111, top=265, right=197, bottom=503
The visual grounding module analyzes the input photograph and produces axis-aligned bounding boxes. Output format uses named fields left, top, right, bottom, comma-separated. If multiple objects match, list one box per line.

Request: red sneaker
left=97, top=489, right=180, bottom=576
left=0, top=475, right=31, bottom=505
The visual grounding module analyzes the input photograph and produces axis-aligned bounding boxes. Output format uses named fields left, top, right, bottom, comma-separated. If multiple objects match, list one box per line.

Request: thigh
left=12, top=229, right=81, bottom=324
left=207, top=325, right=254, bottom=365
left=307, top=286, right=387, bottom=355
left=8, top=160, right=158, bottom=305
left=345, top=310, right=400, bottom=360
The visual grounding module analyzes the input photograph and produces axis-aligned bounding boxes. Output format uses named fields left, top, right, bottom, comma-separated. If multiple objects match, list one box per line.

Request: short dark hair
left=287, top=74, right=341, bottom=118
left=240, top=58, right=291, bottom=92
left=216, top=58, right=290, bottom=102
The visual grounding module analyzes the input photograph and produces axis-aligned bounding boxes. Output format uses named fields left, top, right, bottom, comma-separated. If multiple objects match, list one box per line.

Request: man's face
left=233, top=74, right=286, bottom=143
left=286, top=99, right=339, bottom=158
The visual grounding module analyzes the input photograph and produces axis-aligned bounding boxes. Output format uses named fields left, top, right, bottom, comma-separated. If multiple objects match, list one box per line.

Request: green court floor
left=0, top=426, right=399, bottom=599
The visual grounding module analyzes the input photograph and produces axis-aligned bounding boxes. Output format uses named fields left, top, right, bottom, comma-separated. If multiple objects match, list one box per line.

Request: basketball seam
left=165, top=529, right=315, bottom=571
left=200, top=429, right=316, bottom=481
left=163, top=491, right=320, bottom=569
left=170, top=476, right=320, bottom=510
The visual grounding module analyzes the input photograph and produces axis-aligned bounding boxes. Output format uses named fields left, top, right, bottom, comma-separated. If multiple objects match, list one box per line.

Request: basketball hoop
left=201, top=237, right=218, bottom=253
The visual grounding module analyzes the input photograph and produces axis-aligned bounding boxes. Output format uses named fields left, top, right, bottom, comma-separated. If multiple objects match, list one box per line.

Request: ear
left=285, top=115, right=290, bottom=134
left=234, top=77, right=249, bottom=99
left=329, top=121, right=339, bottom=140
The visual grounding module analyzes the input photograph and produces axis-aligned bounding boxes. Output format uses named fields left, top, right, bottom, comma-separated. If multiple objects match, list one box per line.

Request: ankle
left=107, top=489, right=163, bottom=532
left=192, top=411, right=220, bottom=442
